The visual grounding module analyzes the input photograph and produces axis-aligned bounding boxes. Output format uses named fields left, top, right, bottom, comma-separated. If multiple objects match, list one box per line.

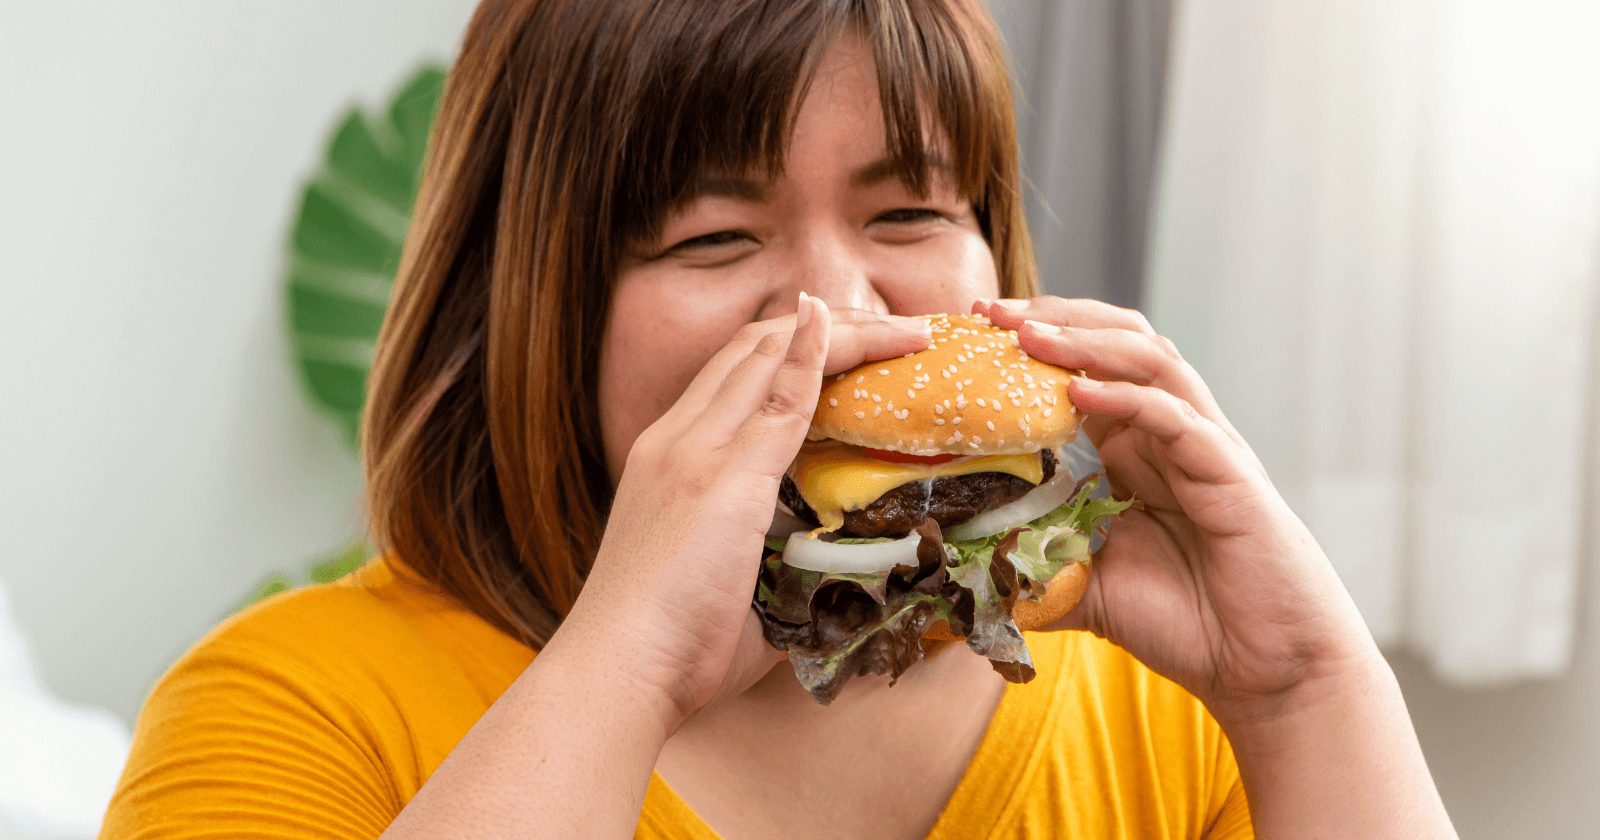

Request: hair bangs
left=612, top=0, right=1012, bottom=247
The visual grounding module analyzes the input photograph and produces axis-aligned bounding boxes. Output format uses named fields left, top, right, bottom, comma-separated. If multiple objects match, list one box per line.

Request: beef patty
left=780, top=449, right=1057, bottom=538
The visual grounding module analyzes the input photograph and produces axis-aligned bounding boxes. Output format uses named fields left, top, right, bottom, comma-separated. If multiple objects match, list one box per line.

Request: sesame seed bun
left=922, top=560, right=1090, bottom=641
left=811, top=313, right=1080, bottom=456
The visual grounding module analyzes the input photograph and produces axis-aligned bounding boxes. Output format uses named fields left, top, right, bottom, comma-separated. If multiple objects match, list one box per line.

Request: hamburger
left=754, top=313, right=1132, bottom=703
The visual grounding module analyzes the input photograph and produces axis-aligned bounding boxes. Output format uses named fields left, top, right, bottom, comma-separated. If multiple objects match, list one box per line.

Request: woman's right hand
left=563, top=294, right=934, bottom=729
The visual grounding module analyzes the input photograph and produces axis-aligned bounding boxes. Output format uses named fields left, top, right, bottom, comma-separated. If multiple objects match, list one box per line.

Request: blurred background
left=2, top=1, right=1596, bottom=837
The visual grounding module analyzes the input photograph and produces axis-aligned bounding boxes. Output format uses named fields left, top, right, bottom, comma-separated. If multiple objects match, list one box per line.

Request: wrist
left=539, top=598, right=691, bottom=740
left=1211, top=646, right=1397, bottom=754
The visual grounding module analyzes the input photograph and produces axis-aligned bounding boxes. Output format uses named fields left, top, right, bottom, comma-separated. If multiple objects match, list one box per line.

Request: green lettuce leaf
left=753, top=477, right=1133, bottom=703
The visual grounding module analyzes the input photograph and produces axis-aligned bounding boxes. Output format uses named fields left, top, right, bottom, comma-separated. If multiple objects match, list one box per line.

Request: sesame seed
left=986, top=420, right=996, bottom=431
left=934, top=404, right=944, bottom=414
left=935, top=418, right=945, bottom=425
left=828, top=398, right=838, bottom=407
left=971, top=436, right=982, bottom=445
left=874, top=406, right=883, bottom=417
left=878, top=369, right=890, bottom=376
left=964, top=378, right=973, bottom=385
left=835, top=374, right=846, bottom=381
left=942, top=370, right=951, bottom=378
left=906, top=389, right=916, bottom=399
left=872, top=394, right=882, bottom=403
left=857, top=375, right=865, bottom=384
left=955, top=381, right=964, bottom=391
left=952, top=416, right=962, bottom=425
left=977, top=398, right=987, bottom=408
left=1044, top=408, right=1053, bottom=417
left=913, top=382, right=925, bottom=390
left=914, top=363, right=922, bottom=371
left=953, top=430, right=964, bottom=441
left=854, top=411, right=866, bottom=419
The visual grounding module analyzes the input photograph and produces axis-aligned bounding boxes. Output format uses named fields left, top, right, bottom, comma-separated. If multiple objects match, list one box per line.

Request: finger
left=1017, top=320, right=1228, bottom=422
left=1018, top=320, right=1267, bottom=479
left=660, top=309, right=928, bottom=435
left=688, top=293, right=829, bottom=443
left=818, top=318, right=933, bottom=376
left=973, top=295, right=1156, bottom=334
left=1066, top=376, right=1254, bottom=490
left=726, top=296, right=833, bottom=474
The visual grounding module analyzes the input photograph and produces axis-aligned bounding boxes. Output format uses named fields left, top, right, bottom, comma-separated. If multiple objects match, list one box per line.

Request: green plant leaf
left=285, top=65, right=446, bottom=449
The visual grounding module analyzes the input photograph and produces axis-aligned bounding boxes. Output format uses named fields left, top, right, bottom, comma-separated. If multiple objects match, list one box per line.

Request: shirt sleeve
left=1204, top=733, right=1254, bottom=839
left=99, top=634, right=400, bottom=839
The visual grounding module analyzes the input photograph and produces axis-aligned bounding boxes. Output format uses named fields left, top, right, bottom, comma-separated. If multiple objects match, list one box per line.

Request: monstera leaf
left=285, top=65, right=445, bottom=449
left=239, top=67, right=444, bottom=613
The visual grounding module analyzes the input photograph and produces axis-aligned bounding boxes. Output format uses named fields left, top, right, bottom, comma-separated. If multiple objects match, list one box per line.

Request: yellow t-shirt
left=101, top=556, right=1252, bottom=839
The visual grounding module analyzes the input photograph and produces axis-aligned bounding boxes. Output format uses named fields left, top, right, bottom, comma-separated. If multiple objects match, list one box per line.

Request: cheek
left=597, top=266, right=759, bottom=481
left=877, top=229, right=1001, bottom=314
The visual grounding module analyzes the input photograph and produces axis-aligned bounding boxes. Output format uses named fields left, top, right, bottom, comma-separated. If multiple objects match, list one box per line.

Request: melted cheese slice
left=788, top=440, right=1045, bottom=532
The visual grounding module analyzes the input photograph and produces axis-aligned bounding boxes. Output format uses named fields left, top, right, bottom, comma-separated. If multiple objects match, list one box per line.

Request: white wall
left=0, top=0, right=480, bottom=722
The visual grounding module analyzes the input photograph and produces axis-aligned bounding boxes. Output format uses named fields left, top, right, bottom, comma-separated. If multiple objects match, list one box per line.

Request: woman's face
left=600, top=35, right=1000, bottom=481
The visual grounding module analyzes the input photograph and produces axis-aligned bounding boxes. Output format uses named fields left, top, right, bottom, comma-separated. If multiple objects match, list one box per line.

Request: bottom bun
left=922, top=561, right=1091, bottom=641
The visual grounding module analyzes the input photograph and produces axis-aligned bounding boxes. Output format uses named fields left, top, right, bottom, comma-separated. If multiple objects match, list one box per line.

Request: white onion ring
left=780, top=532, right=923, bottom=574
left=944, top=457, right=1080, bottom=542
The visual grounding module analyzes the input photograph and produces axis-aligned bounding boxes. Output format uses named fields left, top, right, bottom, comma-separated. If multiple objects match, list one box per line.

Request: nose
left=780, top=227, right=888, bottom=316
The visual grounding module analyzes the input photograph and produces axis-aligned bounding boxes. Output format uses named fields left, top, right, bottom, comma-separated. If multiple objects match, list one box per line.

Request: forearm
left=1216, top=653, right=1455, bottom=839
left=381, top=607, right=679, bottom=839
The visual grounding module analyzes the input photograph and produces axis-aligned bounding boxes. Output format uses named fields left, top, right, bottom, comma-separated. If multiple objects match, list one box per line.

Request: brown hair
left=362, top=0, right=1038, bottom=647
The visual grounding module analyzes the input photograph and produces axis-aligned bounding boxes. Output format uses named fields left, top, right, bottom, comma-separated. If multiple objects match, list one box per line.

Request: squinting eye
left=874, top=208, right=943, bottom=224
left=672, top=230, right=753, bottom=251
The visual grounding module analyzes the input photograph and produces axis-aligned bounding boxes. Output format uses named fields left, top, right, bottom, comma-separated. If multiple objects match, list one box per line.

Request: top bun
left=810, top=313, right=1081, bottom=456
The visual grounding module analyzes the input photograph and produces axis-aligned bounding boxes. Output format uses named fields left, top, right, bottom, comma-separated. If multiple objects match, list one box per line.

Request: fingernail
left=1023, top=319, right=1061, bottom=335
left=994, top=299, right=1026, bottom=313
left=795, top=291, right=811, bottom=329
left=1072, top=375, right=1101, bottom=390
left=973, top=297, right=994, bottom=310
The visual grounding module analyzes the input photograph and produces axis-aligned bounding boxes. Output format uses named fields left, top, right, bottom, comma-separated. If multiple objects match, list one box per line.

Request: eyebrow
left=681, top=152, right=956, bottom=203
left=850, top=153, right=954, bottom=188
left=686, top=176, right=770, bottom=202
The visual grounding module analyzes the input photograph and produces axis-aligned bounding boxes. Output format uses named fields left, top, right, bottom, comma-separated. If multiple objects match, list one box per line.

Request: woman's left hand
left=974, top=296, right=1378, bottom=719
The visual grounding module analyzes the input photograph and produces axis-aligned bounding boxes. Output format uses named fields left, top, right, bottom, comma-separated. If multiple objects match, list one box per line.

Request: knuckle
left=758, top=387, right=810, bottom=421
left=1120, top=306, right=1156, bottom=334
left=751, top=331, right=788, bottom=360
left=1151, top=333, right=1184, bottom=362
left=1176, top=396, right=1205, bottom=425
left=734, top=320, right=774, bottom=346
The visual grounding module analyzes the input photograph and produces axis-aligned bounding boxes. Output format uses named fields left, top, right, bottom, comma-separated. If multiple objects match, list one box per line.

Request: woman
left=102, top=1, right=1456, bottom=837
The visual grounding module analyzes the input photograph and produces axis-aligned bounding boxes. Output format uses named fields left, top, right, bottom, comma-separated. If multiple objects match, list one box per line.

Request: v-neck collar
left=643, top=631, right=1078, bottom=839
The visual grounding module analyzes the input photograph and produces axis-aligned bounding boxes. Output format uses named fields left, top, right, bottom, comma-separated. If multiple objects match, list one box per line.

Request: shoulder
left=103, top=557, right=528, bottom=837
left=172, top=555, right=520, bottom=689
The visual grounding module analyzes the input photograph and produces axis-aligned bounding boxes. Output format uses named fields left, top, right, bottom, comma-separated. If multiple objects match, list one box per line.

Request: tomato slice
left=861, top=447, right=962, bottom=465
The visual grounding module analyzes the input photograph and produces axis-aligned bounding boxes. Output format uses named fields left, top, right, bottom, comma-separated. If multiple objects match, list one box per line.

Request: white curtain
left=1147, top=0, right=1600, bottom=684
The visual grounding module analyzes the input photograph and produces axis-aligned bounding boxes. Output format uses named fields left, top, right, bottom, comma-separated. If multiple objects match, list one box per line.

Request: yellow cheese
left=788, top=441, right=1045, bottom=532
